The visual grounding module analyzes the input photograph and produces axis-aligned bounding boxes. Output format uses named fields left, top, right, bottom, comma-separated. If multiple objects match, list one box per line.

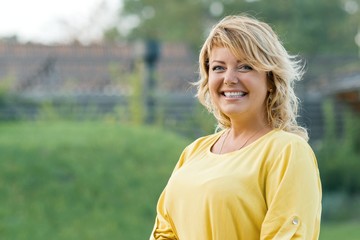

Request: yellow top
left=150, top=129, right=322, bottom=240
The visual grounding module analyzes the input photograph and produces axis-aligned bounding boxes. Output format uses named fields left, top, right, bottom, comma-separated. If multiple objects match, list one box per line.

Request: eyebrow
left=210, top=60, right=243, bottom=65
left=210, top=60, right=225, bottom=64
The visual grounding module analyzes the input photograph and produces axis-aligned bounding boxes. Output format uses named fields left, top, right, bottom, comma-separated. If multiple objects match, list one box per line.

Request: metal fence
left=1, top=91, right=347, bottom=142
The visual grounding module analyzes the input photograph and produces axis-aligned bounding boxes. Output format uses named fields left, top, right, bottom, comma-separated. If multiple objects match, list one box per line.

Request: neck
left=229, top=118, right=270, bottom=138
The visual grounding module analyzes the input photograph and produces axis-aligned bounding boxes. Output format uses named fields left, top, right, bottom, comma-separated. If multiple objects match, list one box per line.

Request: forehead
left=209, top=46, right=246, bottom=63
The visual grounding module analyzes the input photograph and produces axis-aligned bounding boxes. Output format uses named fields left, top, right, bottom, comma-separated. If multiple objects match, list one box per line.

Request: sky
left=0, top=0, right=122, bottom=45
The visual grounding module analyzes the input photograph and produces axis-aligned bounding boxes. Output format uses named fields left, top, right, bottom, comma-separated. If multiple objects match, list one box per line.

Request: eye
left=211, top=65, right=225, bottom=72
left=237, top=64, right=253, bottom=72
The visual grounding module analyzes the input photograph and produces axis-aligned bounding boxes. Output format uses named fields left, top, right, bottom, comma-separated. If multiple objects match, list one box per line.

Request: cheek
left=249, top=73, right=268, bottom=94
left=255, top=85, right=269, bottom=102
left=208, top=76, right=218, bottom=95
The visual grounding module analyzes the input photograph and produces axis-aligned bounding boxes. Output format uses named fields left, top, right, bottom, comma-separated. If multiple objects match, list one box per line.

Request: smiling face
left=208, top=47, right=269, bottom=123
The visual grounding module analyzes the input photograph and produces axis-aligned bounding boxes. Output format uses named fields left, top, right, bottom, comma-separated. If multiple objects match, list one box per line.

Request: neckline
left=208, top=129, right=278, bottom=157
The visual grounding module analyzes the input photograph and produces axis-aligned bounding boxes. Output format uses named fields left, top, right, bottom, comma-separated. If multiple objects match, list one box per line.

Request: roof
left=326, top=72, right=360, bottom=112
left=326, top=73, right=360, bottom=94
left=0, top=41, right=198, bottom=97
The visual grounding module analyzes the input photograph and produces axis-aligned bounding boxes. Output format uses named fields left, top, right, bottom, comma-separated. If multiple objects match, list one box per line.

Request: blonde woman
left=150, top=14, right=321, bottom=240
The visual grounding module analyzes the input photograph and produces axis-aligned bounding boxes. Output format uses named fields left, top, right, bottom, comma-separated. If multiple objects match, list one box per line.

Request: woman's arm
left=149, top=188, right=178, bottom=240
left=260, top=140, right=322, bottom=240
left=149, top=146, right=191, bottom=240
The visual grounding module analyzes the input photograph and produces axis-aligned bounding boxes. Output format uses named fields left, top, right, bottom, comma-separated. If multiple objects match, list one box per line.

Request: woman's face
left=208, top=47, right=269, bottom=123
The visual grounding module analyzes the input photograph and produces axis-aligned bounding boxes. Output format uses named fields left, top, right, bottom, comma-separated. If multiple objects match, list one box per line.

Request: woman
left=150, top=14, right=321, bottom=239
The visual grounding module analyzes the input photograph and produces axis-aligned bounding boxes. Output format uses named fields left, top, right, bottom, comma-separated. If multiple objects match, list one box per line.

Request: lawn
left=0, top=121, right=359, bottom=239
left=0, top=121, right=190, bottom=240
left=320, top=221, right=360, bottom=240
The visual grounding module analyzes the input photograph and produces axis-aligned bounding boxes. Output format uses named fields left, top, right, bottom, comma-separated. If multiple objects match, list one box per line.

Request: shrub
left=316, top=99, right=360, bottom=195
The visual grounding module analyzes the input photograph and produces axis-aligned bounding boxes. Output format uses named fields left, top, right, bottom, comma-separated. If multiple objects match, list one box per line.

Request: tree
left=118, top=0, right=206, bottom=48
left=239, top=0, right=359, bottom=55
left=112, top=0, right=359, bottom=55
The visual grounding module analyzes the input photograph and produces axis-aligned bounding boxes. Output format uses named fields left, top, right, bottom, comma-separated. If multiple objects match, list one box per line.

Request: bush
left=316, top=99, right=360, bottom=195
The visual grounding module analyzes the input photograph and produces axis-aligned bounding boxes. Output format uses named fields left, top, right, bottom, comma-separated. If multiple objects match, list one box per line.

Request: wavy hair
left=195, top=14, right=308, bottom=140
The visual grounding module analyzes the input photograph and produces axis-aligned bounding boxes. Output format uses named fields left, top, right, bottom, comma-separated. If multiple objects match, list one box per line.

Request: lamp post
left=143, top=38, right=160, bottom=124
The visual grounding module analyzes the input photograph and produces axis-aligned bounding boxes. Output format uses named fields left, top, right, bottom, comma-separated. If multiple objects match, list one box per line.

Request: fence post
left=143, top=38, right=160, bottom=124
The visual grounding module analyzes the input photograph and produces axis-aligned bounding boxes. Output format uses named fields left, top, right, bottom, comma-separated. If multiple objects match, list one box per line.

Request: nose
left=224, top=69, right=239, bottom=85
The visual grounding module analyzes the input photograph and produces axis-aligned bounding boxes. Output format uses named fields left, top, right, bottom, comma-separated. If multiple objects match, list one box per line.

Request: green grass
left=320, top=221, right=360, bottom=240
left=0, top=121, right=190, bottom=240
left=1, top=121, right=359, bottom=239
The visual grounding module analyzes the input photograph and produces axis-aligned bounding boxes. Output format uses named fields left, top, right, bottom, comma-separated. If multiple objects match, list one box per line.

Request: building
left=0, top=41, right=359, bottom=140
left=0, top=41, right=197, bottom=96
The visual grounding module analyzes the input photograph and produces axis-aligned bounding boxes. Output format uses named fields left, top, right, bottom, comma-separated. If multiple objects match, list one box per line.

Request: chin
left=220, top=108, right=246, bottom=117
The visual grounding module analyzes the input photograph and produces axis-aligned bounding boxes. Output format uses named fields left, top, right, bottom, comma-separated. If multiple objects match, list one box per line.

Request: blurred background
left=0, top=0, right=359, bottom=239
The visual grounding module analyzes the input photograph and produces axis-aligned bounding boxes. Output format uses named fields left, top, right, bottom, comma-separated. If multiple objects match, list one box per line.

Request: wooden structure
left=0, top=41, right=197, bottom=96
left=0, top=41, right=359, bottom=140
left=330, top=73, right=360, bottom=112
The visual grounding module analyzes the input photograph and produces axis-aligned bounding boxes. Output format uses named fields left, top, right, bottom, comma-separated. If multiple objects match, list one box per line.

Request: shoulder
left=264, top=129, right=312, bottom=151
left=261, top=129, right=316, bottom=163
left=263, top=129, right=317, bottom=168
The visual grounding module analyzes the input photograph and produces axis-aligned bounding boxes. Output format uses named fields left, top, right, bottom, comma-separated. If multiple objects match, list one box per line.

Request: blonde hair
left=195, top=14, right=308, bottom=141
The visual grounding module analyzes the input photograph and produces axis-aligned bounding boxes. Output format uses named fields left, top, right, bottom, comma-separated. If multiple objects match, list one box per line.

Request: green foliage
left=0, top=75, right=14, bottom=107
left=103, top=26, right=124, bottom=43
left=0, top=121, right=190, bottom=239
left=185, top=103, right=217, bottom=138
left=35, top=99, right=102, bottom=122
left=151, top=96, right=216, bottom=139
left=120, top=0, right=205, bottom=48
left=322, top=192, right=360, bottom=221
left=233, top=0, right=358, bottom=54
left=108, top=61, right=146, bottom=125
left=36, top=101, right=61, bottom=121
left=128, top=62, right=146, bottom=125
left=118, top=0, right=359, bottom=55
left=316, top=99, right=360, bottom=195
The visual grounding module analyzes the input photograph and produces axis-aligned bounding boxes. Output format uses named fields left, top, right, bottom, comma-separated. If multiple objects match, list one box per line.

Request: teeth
left=224, top=92, right=247, bottom=97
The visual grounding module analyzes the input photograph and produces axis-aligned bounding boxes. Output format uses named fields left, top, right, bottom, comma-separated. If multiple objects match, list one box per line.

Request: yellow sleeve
left=149, top=188, right=177, bottom=240
left=260, top=140, right=322, bottom=240
left=149, top=147, right=189, bottom=240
